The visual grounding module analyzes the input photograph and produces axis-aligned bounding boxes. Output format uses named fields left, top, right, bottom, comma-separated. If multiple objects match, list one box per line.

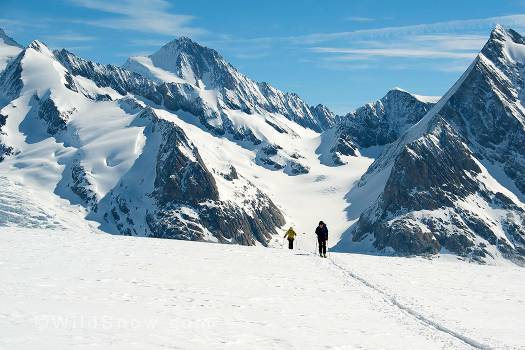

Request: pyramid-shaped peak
left=492, top=24, right=506, bottom=35
left=28, top=40, right=48, bottom=51
left=147, top=35, right=234, bottom=88
left=489, top=24, right=525, bottom=44
left=481, top=26, right=525, bottom=64
left=156, top=36, right=215, bottom=55
left=173, top=36, right=197, bottom=45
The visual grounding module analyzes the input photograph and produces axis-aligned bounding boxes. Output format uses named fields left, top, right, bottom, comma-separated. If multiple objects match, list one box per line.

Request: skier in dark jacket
left=315, top=221, right=328, bottom=258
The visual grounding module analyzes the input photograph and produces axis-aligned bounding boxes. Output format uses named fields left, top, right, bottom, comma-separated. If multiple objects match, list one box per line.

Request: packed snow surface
left=1, top=226, right=524, bottom=350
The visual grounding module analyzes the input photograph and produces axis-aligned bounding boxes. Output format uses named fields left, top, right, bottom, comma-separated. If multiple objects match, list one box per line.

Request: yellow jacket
left=284, top=228, right=297, bottom=240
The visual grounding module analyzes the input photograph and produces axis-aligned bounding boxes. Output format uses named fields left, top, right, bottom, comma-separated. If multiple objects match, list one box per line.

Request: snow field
left=3, top=227, right=524, bottom=349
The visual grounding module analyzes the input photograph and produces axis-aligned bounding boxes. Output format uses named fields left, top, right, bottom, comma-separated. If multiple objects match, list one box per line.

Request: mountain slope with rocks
left=124, top=37, right=336, bottom=132
left=0, top=29, right=22, bottom=72
left=0, top=33, right=370, bottom=247
left=0, top=39, right=288, bottom=245
left=3, top=24, right=525, bottom=265
left=319, top=88, right=438, bottom=165
left=338, top=25, right=525, bottom=264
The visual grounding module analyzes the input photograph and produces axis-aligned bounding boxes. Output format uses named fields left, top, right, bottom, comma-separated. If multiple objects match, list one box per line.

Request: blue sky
left=2, top=0, right=525, bottom=114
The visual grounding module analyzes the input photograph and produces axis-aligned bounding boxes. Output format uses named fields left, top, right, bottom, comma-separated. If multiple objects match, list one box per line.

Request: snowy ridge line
left=327, top=256, right=492, bottom=350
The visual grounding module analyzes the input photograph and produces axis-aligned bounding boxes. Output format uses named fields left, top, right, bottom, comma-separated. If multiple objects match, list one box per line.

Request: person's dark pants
left=318, top=239, right=327, bottom=255
left=288, top=238, right=294, bottom=249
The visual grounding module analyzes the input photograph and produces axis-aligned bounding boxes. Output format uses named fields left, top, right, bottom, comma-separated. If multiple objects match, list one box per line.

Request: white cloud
left=68, top=0, right=206, bottom=37
left=288, top=14, right=525, bottom=45
left=410, top=34, right=487, bottom=50
left=344, top=16, right=375, bottom=23
left=45, top=32, right=96, bottom=42
left=204, top=14, right=523, bottom=65
left=308, top=30, right=488, bottom=71
left=310, top=32, right=484, bottom=61
left=312, top=47, right=476, bottom=59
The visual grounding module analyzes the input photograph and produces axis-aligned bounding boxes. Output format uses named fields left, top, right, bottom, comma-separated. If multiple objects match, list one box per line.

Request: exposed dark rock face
left=347, top=26, right=525, bottom=264
left=354, top=120, right=482, bottom=256
left=70, top=161, right=98, bottom=211
left=331, top=132, right=359, bottom=161
left=1, top=37, right=288, bottom=247
left=345, top=89, right=436, bottom=148
left=326, top=89, right=436, bottom=165
left=437, top=29, right=525, bottom=196
left=380, top=121, right=481, bottom=213
left=0, top=50, right=25, bottom=101
left=0, top=144, right=13, bottom=162
left=148, top=196, right=285, bottom=246
left=222, top=165, right=239, bottom=181
left=55, top=50, right=163, bottom=105
left=287, top=161, right=310, bottom=176
left=311, top=104, right=337, bottom=131
left=37, top=98, right=74, bottom=135
left=153, top=120, right=219, bottom=205
left=0, top=113, right=12, bottom=162
left=255, top=143, right=309, bottom=174
left=0, top=28, right=23, bottom=48
left=95, top=108, right=286, bottom=246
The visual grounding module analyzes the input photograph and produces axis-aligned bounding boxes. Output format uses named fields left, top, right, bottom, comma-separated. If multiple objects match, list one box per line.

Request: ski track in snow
left=326, top=256, right=492, bottom=350
left=0, top=227, right=490, bottom=350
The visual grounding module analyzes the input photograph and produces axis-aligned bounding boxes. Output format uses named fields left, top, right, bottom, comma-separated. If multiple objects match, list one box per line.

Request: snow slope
left=333, top=254, right=525, bottom=349
left=154, top=108, right=373, bottom=244
left=0, top=36, right=372, bottom=245
left=3, top=226, right=524, bottom=349
left=338, top=26, right=525, bottom=263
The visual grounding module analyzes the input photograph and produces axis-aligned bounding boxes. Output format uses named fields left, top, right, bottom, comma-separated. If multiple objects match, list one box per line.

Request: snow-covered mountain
left=0, top=39, right=291, bottom=245
left=124, top=37, right=335, bottom=132
left=0, top=29, right=22, bottom=72
left=339, top=25, right=525, bottom=264
left=319, top=88, right=438, bottom=165
left=3, top=25, right=525, bottom=265
left=0, top=32, right=365, bottom=246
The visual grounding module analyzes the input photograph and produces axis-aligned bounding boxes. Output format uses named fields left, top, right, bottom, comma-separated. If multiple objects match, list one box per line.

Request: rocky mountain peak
left=27, top=40, right=49, bottom=52
left=155, top=35, right=217, bottom=61
left=0, top=28, right=22, bottom=48
left=490, top=24, right=506, bottom=38
left=164, top=36, right=202, bottom=50
left=487, top=24, right=524, bottom=44
left=481, top=24, right=525, bottom=65
left=320, top=87, right=436, bottom=165
left=149, top=35, right=231, bottom=88
left=124, top=36, right=335, bottom=132
left=386, top=87, right=414, bottom=98
left=340, top=26, right=525, bottom=264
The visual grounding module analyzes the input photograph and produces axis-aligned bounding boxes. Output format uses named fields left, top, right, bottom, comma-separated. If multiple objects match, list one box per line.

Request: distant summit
left=124, top=36, right=336, bottom=132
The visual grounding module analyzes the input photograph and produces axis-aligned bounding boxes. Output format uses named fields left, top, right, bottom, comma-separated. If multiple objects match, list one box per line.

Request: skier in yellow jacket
left=284, top=227, right=297, bottom=249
